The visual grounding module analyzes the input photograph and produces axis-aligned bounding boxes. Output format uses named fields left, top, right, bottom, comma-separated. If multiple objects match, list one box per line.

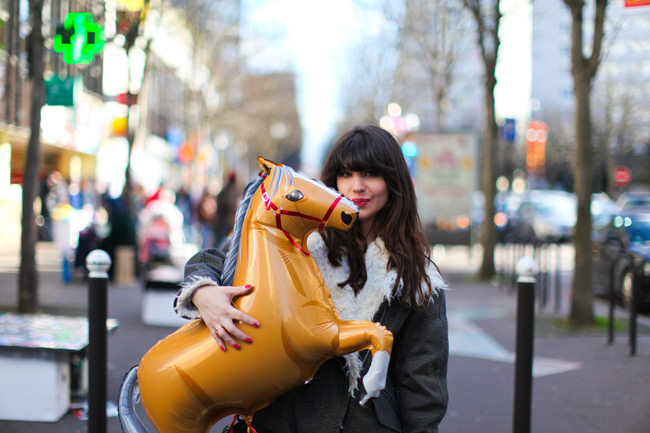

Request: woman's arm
left=174, top=248, right=259, bottom=351
left=393, top=292, right=449, bottom=433
left=174, top=248, right=227, bottom=319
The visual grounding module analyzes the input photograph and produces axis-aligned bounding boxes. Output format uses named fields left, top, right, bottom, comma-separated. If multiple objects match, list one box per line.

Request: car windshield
left=625, top=199, right=650, bottom=209
left=532, top=195, right=576, bottom=217
left=617, top=193, right=650, bottom=209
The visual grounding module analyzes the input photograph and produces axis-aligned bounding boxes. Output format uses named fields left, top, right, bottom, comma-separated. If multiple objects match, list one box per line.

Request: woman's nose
left=351, top=174, right=365, bottom=191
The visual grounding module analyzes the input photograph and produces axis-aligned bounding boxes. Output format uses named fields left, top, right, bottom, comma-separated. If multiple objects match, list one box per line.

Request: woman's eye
left=285, top=190, right=304, bottom=201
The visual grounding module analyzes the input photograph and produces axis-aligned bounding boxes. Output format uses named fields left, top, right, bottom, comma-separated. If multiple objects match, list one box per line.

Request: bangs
left=330, top=133, right=393, bottom=176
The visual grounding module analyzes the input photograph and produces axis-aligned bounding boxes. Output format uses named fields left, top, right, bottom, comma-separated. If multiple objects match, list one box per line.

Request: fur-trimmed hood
left=307, top=233, right=447, bottom=395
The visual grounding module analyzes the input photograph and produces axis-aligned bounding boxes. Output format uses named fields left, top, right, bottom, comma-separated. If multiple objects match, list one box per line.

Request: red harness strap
left=259, top=179, right=343, bottom=256
left=228, top=415, right=258, bottom=433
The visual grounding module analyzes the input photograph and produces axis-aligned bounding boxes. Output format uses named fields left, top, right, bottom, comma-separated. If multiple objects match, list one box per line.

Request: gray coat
left=175, top=248, right=448, bottom=433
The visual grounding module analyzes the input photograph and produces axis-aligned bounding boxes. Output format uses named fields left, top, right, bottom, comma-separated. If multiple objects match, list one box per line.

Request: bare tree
left=337, top=34, right=398, bottom=131
left=398, top=0, right=465, bottom=131
left=120, top=1, right=150, bottom=216
left=543, top=109, right=575, bottom=190
left=562, top=0, right=608, bottom=327
left=462, top=0, right=501, bottom=279
left=593, top=63, right=647, bottom=196
left=19, top=0, right=45, bottom=313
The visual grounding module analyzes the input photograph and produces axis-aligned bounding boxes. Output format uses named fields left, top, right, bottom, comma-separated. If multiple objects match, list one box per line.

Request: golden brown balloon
left=135, top=157, right=393, bottom=433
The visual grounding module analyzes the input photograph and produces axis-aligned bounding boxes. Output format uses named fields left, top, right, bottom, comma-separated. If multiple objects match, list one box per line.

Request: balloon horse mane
left=119, top=157, right=394, bottom=433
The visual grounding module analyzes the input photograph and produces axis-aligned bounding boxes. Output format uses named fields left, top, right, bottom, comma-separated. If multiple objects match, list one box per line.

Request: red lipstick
left=352, top=198, right=370, bottom=208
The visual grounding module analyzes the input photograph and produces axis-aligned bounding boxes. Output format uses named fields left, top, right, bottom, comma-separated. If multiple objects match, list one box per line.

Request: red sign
left=625, top=0, right=650, bottom=6
left=613, top=166, right=631, bottom=186
left=526, top=121, right=548, bottom=177
left=115, top=93, right=138, bottom=106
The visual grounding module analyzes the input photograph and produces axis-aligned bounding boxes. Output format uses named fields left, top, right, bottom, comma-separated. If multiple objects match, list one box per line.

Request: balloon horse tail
left=118, top=365, right=152, bottom=433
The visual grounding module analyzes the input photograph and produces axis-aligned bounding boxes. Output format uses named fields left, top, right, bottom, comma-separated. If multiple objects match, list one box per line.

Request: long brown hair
left=320, top=124, right=436, bottom=310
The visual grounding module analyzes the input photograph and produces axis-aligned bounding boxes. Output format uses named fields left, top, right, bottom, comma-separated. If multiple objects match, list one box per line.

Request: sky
left=243, top=0, right=532, bottom=175
left=243, top=0, right=365, bottom=175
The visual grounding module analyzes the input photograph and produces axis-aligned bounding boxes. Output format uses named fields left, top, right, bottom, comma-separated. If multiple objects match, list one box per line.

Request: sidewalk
left=0, top=243, right=648, bottom=432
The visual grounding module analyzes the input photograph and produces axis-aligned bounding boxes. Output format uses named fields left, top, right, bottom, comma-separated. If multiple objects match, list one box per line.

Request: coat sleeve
left=173, top=248, right=226, bottom=319
left=392, top=291, right=449, bottom=433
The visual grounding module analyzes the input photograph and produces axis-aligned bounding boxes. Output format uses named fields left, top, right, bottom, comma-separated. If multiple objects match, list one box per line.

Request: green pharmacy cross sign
left=53, top=13, right=105, bottom=64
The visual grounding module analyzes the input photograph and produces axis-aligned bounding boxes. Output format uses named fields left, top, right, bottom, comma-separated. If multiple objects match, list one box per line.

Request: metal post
left=513, top=256, right=537, bottom=433
left=629, top=258, right=640, bottom=357
left=607, top=259, right=617, bottom=345
left=86, top=250, right=111, bottom=433
left=555, top=244, right=562, bottom=313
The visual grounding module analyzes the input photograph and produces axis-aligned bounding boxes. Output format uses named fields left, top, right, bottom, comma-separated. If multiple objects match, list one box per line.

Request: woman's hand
left=192, top=284, right=259, bottom=351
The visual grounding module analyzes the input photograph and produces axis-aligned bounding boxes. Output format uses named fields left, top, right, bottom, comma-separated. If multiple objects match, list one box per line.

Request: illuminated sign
left=624, top=0, right=650, bottom=6
left=53, top=13, right=105, bottom=64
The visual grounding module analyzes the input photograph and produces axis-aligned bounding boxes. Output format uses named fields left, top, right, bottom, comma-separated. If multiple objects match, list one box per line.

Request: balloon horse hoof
left=118, top=157, right=394, bottom=433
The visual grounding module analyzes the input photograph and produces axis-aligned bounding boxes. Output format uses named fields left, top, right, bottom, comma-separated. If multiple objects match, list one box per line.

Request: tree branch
left=587, top=0, right=608, bottom=79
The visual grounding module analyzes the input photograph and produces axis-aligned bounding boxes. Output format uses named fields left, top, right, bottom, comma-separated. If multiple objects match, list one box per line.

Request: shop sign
left=45, top=75, right=82, bottom=107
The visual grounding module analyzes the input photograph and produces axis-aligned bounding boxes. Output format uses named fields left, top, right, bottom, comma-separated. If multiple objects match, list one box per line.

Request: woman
left=174, top=124, right=449, bottom=432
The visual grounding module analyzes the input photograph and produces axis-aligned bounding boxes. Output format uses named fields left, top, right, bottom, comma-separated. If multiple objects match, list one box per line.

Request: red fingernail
left=245, top=285, right=252, bottom=289
left=234, top=344, right=241, bottom=350
left=245, top=338, right=252, bottom=344
left=254, top=322, right=260, bottom=328
left=220, top=346, right=225, bottom=351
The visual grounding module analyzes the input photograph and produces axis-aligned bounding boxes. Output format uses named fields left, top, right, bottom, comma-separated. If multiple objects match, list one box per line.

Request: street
left=0, top=243, right=648, bottom=432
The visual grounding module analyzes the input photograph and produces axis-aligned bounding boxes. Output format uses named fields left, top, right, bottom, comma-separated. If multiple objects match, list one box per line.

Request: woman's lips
left=352, top=198, right=370, bottom=208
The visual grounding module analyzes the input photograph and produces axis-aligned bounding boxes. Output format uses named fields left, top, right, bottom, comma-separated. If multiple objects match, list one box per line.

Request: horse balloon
left=119, top=157, right=394, bottom=433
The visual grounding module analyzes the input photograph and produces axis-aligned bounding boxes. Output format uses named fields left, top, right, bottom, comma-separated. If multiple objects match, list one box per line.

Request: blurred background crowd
left=32, top=166, right=241, bottom=282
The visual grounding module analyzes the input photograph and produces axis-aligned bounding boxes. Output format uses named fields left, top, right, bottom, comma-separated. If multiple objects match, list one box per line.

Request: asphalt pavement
left=0, top=242, right=648, bottom=433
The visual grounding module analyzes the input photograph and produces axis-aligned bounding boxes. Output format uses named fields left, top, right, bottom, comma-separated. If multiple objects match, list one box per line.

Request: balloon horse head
left=119, top=157, right=394, bottom=433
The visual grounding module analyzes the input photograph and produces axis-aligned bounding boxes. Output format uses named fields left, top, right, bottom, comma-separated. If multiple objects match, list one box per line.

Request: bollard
left=607, top=258, right=617, bottom=345
left=628, top=258, right=642, bottom=357
left=86, top=249, right=111, bottom=433
left=513, top=256, right=537, bottom=433
left=554, top=244, right=562, bottom=313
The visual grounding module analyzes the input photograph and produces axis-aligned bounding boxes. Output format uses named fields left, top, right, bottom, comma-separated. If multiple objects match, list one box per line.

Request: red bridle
left=259, top=174, right=344, bottom=256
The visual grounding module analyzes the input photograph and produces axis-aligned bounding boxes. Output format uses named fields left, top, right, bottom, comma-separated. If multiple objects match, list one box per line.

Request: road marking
left=448, top=311, right=583, bottom=377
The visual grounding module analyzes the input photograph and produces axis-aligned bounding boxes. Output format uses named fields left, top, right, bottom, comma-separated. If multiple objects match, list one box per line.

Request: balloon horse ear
left=257, top=156, right=280, bottom=175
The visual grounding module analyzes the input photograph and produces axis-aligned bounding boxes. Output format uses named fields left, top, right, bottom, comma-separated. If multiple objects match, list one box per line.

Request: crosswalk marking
left=448, top=311, right=583, bottom=377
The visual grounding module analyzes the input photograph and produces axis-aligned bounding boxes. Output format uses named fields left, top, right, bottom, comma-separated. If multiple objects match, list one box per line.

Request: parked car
left=592, top=207, right=650, bottom=312
left=508, top=190, right=577, bottom=244
left=615, top=191, right=650, bottom=210
left=592, top=192, right=619, bottom=231
left=507, top=190, right=618, bottom=245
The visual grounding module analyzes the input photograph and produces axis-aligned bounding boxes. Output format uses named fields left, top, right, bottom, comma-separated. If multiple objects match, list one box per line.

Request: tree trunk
left=569, top=75, right=595, bottom=325
left=478, top=72, right=497, bottom=279
left=19, top=0, right=45, bottom=313
left=462, top=0, right=501, bottom=279
left=564, top=0, right=608, bottom=326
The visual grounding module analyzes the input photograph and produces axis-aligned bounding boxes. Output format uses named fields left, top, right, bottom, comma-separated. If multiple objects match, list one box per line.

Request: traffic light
left=53, top=13, right=105, bottom=64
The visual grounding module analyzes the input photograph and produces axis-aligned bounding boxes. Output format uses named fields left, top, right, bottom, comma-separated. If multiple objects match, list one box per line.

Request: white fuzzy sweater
left=307, top=233, right=446, bottom=394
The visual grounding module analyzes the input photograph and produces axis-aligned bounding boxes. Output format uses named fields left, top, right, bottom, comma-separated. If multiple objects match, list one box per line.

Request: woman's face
left=336, top=170, right=389, bottom=228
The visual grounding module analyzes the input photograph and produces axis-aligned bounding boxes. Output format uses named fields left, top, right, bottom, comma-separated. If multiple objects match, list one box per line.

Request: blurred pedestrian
left=38, top=170, right=68, bottom=241
left=213, top=171, right=241, bottom=249
left=175, top=185, right=193, bottom=242
left=196, top=188, right=217, bottom=249
left=99, top=195, right=137, bottom=279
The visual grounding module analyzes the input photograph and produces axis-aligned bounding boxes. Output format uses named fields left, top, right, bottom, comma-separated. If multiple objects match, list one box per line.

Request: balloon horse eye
left=285, top=190, right=304, bottom=202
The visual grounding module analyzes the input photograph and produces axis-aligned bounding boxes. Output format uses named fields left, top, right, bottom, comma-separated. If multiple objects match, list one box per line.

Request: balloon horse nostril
left=341, top=211, right=353, bottom=225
